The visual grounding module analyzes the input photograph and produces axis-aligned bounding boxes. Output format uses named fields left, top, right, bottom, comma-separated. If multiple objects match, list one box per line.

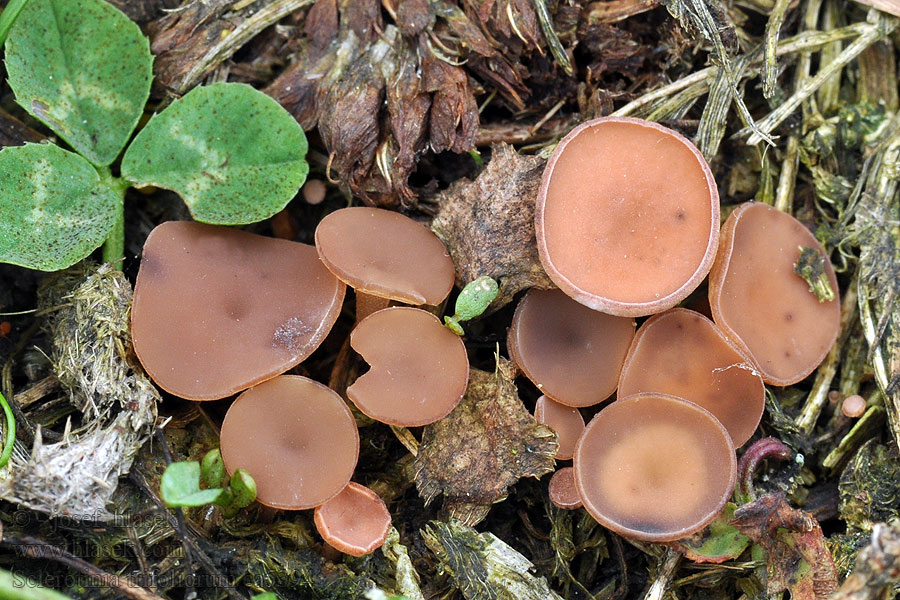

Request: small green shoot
left=251, top=594, right=278, bottom=600
left=444, top=276, right=499, bottom=336
left=0, top=0, right=308, bottom=272
left=200, top=445, right=227, bottom=489
left=161, top=449, right=257, bottom=515
left=793, top=246, right=835, bottom=302
left=0, top=391, right=16, bottom=469
left=0, top=0, right=31, bottom=48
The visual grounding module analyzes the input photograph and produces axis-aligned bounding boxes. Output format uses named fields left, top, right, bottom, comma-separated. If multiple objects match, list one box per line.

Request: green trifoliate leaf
left=121, top=83, right=309, bottom=225
left=5, top=0, right=152, bottom=166
left=160, top=461, right=225, bottom=508
left=0, top=143, right=120, bottom=271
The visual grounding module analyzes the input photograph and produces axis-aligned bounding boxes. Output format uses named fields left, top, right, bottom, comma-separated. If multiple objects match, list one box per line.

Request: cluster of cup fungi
left=130, top=115, right=841, bottom=557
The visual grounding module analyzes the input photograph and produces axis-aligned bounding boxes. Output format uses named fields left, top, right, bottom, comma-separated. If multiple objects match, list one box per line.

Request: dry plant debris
left=431, top=144, right=553, bottom=310
left=422, top=520, right=563, bottom=600
left=0, top=264, right=157, bottom=517
left=415, top=357, right=557, bottom=525
left=733, top=493, right=839, bottom=599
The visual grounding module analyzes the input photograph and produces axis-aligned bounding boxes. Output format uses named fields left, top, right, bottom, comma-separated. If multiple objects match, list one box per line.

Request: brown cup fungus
left=574, top=393, right=736, bottom=542
left=534, top=395, right=585, bottom=460
left=132, top=221, right=345, bottom=400
left=348, top=307, right=469, bottom=427
left=220, top=375, right=359, bottom=510
left=536, top=117, right=719, bottom=317
left=315, top=207, right=456, bottom=320
left=618, top=308, right=765, bottom=447
left=842, top=394, right=867, bottom=418
left=508, top=288, right=635, bottom=407
left=548, top=467, right=583, bottom=510
left=708, top=202, right=840, bottom=385
left=314, top=482, right=392, bottom=557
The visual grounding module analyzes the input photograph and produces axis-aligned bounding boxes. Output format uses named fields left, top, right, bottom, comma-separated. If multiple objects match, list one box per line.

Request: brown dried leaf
left=421, top=42, right=479, bottom=154
left=732, top=494, right=839, bottom=599
left=315, top=28, right=390, bottom=198
left=414, top=358, right=558, bottom=526
left=148, top=0, right=235, bottom=94
left=382, top=40, right=432, bottom=202
left=430, top=144, right=553, bottom=310
left=396, top=0, right=433, bottom=36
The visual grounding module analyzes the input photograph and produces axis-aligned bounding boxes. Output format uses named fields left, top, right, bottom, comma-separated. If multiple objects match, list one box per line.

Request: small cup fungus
left=548, top=467, right=583, bottom=510
left=508, top=288, right=635, bottom=407
left=618, top=308, right=765, bottom=447
left=313, top=482, right=392, bottom=557
left=574, top=393, right=736, bottom=542
left=534, top=395, right=585, bottom=460
left=132, top=222, right=345, bottom=400
left=348, top=307, right=469, bottom=427
left=536, top=117, right=719, bottom=317
left=842, top=394, right=867, bottom=418
left=220, top=375, right=359, bottom=510
left=708, top=202, right=840, bottom=385
left=315, top=207, right=456, bottom=320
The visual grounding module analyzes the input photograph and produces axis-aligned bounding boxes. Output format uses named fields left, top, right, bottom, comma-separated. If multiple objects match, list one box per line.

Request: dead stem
left=744, top=13, right=899, bottom=145
left=858, top=286, right=900, bottom=452
left=822, top=397, right=885, bottom=470
left=176, top=0, right=314, bottom=93
left=796, top=269, right=859, bottom=434
left=614, top=23, right=873, bottom=119
left=1, top=534, right=166, bottom=600
left=642, top=547, right=682, bottom=600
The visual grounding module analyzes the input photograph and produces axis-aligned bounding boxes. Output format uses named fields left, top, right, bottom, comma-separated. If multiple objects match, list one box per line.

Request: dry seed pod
left=536, top=117, right=719, bottom=317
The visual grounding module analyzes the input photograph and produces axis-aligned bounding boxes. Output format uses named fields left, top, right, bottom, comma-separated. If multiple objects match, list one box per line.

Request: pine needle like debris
left=0, top=264, right=158, bottom=518
left=422, top=520, right=564, bottom=600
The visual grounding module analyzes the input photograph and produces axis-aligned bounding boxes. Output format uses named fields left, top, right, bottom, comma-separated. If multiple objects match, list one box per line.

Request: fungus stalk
left=736, top=437, right=792, bottom=504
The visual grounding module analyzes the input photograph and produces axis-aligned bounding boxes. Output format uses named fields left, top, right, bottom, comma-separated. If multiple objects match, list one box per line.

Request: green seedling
left=0, top=0, right=31, bottom=47
left=161, top=449, right=257, bottom=516
left=0, top=0, right=308, bottom=272
left=0, top=391, right=15, bottom=470
left=444, top=276, right=499, bottom=336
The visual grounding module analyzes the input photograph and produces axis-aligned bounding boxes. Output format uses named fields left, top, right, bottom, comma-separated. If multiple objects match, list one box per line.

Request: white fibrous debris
left=0, top=264, right=158, bottom=518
